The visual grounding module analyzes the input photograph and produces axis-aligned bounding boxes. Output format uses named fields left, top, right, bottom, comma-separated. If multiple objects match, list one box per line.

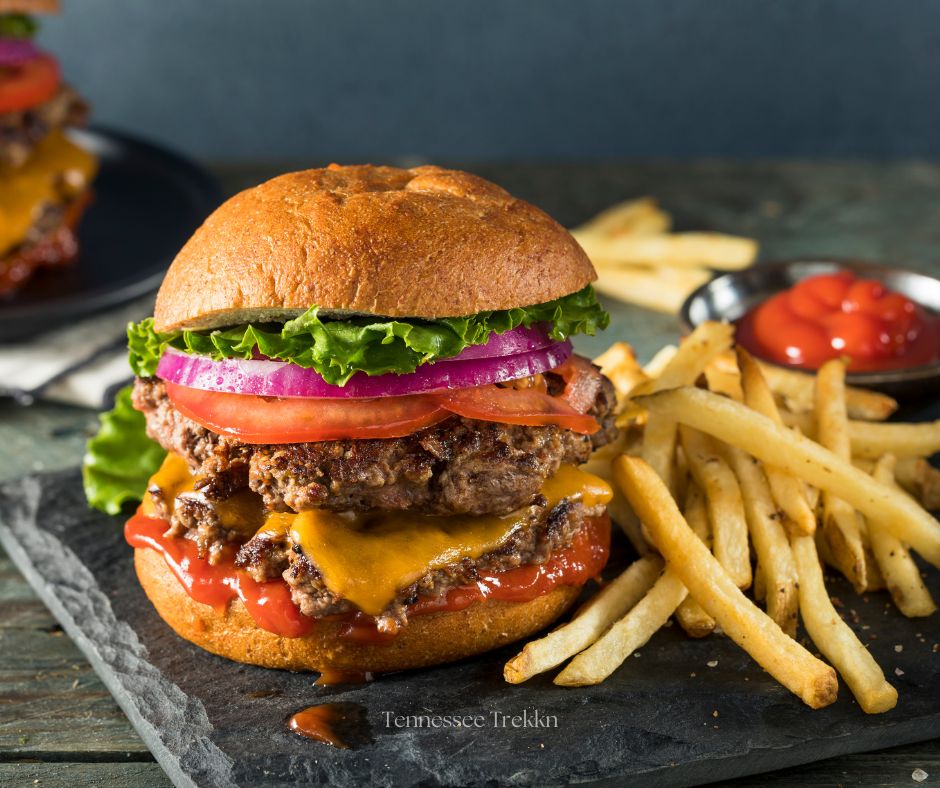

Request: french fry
left=898, top=457, right=940, bottom=511
left=576, top=232, right=757, bottom=271
left=847, top=421, right=940, bottom=461
left=606, top=487, right=651, bottom=556
left=878, top=456, right=940, bottom=508
left=581, top=433, right=627, bottom=486
left=781, top=411, right=940, bottom=460
left=634, top=387, right=940, bottom=566
left=867, top=455, right=937, bottom=618
left=679, top=426, right=751, bottom=589
left=593, top=265, right=711, bottom=314
left=753, top=563, right=767, bottom=602
left=593, top=342, right=649, bottom=404
left=815, top=525, right=837, bottom=568
left=632, top=321, right=735, bottom=396
left=674, top=445, right=691, bottom=504
left=805, top=480, right=822, bottom=513
left=570, top=197, right=671, bottom=237
left=790, top=533, right=897, bottom=713
left=737, top=348, right=817, bottom=534
left=554, top=569, right=688, bottom=686
left=705, top=358, right=744, bottom=401
left=641, top=413, right=677, bottom=494
left=815, top=360, right=867, bottom=592
left=584, top=432, right=650, bottom=555
left=862, top=539, right=886, bottom=592
left=675, top=485, right=717, bottom=637
left=711, top=353, right=898, bottom=420
left=504, top=555, right=664, bottom=683
left=637, top=322, right=737, bottom=496
left=615, top=456, right=838, bottom=709
left=763, top=362, right=897, bottom=421
left=643, top=345, right=677, bottom=378
left=721, top=446, right=799, bottom=635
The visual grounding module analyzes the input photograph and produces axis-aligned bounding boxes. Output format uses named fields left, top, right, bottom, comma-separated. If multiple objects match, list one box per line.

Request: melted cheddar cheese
left=144, top=453, right=266, bottom=539
left=0, top=131, right=98, bottom=255
left=145, top=454, right=612, bottom=616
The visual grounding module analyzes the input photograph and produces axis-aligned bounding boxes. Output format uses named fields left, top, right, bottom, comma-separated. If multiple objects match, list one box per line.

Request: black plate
left=0, top=127, right=221, bottom=341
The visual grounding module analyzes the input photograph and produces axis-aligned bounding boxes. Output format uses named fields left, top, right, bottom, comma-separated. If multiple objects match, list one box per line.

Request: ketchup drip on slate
left=288, top=704, right=351, bottom=748
left=314, top=669, right=374, bottom=686
left=288, top=702, right=371, bottom=748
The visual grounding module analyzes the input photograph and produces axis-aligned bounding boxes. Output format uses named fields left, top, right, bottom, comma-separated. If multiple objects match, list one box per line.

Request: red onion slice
left=156, top=341, right=573, bottom=399
left=452, top=324, right=555, bottom=359
left=0, top=38, right=40, bottom=67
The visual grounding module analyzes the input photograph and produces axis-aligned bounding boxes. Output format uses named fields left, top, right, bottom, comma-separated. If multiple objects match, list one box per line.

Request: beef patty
left=0, top=85, right=89, bottom=167
left=233, top=496, right=606, bottom=633
left=0, top=195, right=91, bottom=295
left=133, top=358, right=617, bottom=518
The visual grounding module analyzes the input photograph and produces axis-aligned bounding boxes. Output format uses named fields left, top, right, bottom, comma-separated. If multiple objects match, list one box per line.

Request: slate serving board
left=1, top=470, right=939, bottom=788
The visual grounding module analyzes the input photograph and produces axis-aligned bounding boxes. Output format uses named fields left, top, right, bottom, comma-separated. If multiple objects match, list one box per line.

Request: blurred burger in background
left=0, top=0, right=97, bottom=294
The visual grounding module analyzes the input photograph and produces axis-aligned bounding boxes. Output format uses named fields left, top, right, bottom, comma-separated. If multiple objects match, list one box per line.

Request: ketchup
left=125, top=511, right=611, bottom=644
left=288, top=704, right=350, bottom=747
left=736, top=271, right=940, bottom=372
left=125, top=513, right=313, bottom=637
left=288, top=702, right=370, bottom=748
left=314, top=669, right=374, bottom=686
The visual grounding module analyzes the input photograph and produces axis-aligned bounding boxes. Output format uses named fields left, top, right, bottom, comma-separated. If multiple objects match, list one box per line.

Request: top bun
left=0, top=0, right=60, bottom=13
left=154, top=164, right=596, bottom=332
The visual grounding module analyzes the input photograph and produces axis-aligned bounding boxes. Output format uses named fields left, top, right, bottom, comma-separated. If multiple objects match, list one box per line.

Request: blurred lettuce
left=0, top=14, right=38, bottom=38
left=82, top=385, right=165, bottom=514
left=128, top=285, right=609, bottom=385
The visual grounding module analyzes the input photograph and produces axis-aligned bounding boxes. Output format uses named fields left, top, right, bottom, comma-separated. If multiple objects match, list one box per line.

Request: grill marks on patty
left=250, top=417, right=592, bottom=515
left=233, top=497, right=605, bottom=634
left=132, top=361, right=617, bottom=518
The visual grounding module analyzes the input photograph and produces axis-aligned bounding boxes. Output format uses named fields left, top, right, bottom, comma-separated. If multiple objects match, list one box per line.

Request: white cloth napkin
left=0, top=295, right=154, bottom=408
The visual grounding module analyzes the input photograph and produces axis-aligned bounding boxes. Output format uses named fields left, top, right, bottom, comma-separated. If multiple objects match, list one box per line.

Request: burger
left=0, top=0, right=96, bottom=294
left=84, top=164, right=619, bottom=674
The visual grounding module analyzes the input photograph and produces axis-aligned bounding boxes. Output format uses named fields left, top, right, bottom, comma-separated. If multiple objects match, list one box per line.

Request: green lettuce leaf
left=128, top=285, right=609, bottom=385
left=82, top=385, right=166, bottom=514
left=0, top=14, right=38, bottom=38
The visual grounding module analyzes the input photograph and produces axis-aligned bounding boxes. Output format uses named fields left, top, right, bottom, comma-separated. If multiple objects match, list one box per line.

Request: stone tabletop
left=2, top=161, right=939, bottom=787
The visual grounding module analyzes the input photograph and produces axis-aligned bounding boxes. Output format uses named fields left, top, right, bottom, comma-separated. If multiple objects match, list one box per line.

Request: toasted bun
left=0, top=0, right=59, bottom=13
left=135, top=547, right=581, bottom=672
left=154, top=164, right=595, bottom=332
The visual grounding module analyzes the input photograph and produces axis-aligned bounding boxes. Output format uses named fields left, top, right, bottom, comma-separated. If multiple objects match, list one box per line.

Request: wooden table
left=2, top=161, right=939, bottom=787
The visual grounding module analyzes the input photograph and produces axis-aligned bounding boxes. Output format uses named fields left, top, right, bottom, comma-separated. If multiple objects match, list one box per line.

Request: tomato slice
left=436, top=385, right=600, bottom=435
left=165, top=381, right=450, bottom=443
left=165, top=361, right=603, bottom=443
left=553, top=355, right=603, bottom=414
left=0, top=54, right=60, bottom=113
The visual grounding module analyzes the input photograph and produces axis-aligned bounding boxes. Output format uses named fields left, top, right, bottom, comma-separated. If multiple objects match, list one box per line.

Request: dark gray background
left=41, top=0, right=939, bottom=162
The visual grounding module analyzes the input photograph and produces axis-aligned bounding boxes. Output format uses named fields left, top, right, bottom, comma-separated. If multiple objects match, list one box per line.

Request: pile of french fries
left=570, top=198, right=759, bottom=313
left=505, top=322, right=940, bottom=714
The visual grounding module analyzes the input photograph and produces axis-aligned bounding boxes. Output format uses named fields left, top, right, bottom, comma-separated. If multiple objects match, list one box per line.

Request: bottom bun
left=134, top=547, right=582, bottom=673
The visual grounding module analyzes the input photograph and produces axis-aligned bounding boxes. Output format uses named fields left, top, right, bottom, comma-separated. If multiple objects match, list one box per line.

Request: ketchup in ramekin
left=736, top=270, right=940, bottom=372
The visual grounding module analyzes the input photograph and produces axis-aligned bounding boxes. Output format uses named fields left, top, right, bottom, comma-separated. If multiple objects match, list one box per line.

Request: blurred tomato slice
left=0, top=54, right=60, bottom=112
